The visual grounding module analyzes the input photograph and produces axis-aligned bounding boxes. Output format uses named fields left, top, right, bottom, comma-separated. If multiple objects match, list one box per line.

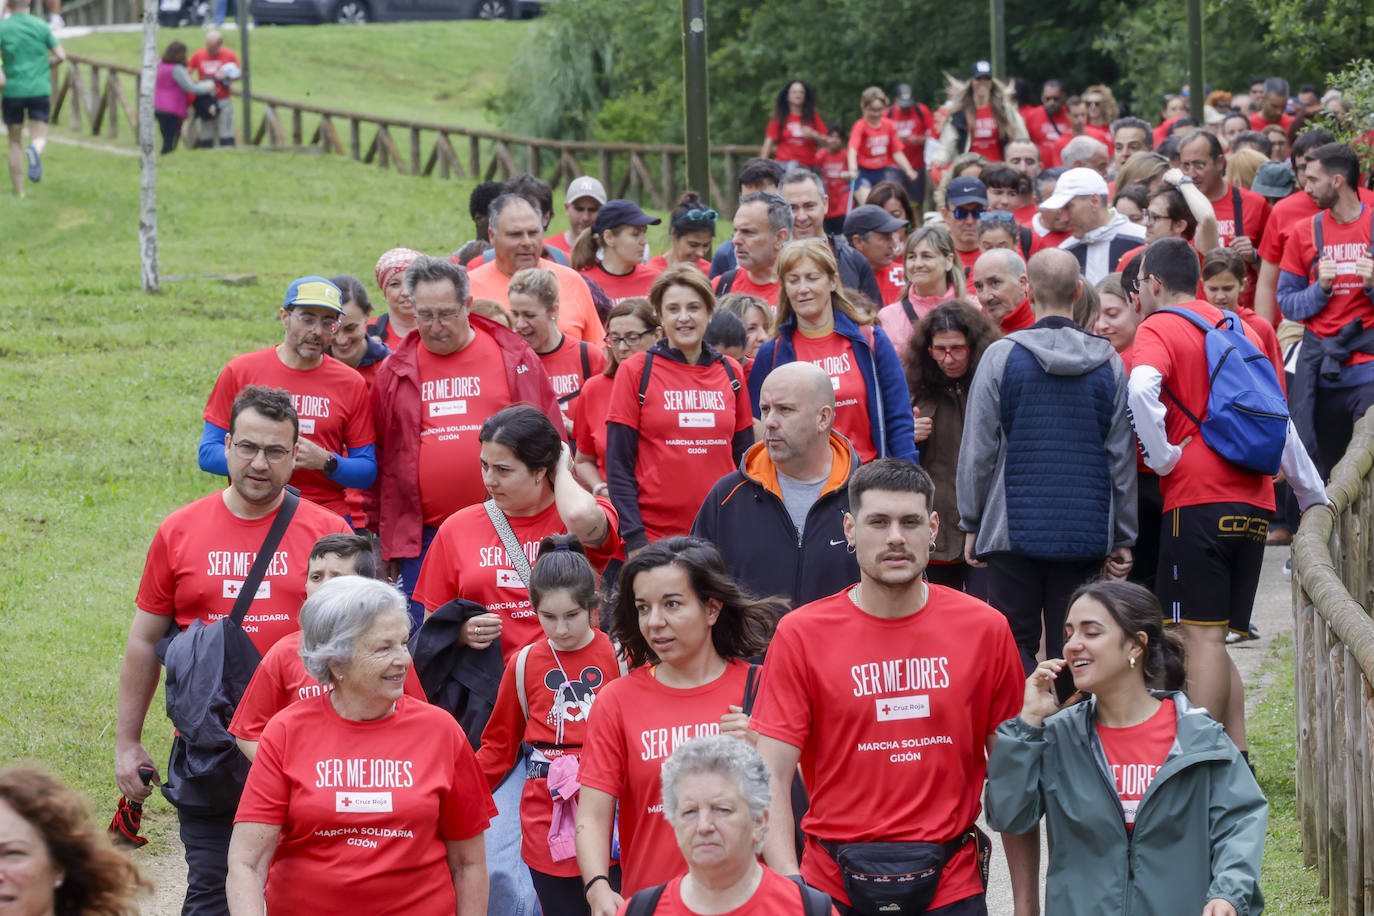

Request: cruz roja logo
left=876, top=694, right=930, bottom=722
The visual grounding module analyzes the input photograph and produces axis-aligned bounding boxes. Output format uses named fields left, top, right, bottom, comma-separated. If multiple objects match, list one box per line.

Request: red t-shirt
left=228, top=631, right=427, bottom=743
left=888, top=102, right=934, bottom=170
left=187, top=47, right=238, bottom=100
left=203, top=349, right=375, bottom=518
left=726, top=271, right=781, bottom=307
left=581, top=262, right=662, bottom=304
left=817, top=149, right=851, bottom=219
left=345, top=358, right=385, bottom=531
left=476, top=632, right=623, bottom=876
left=848, top=117, right=903, bottom=170
left=645, top=254, right=710, bottom=276
left=539, top=335, right=608, bottom=408
left=1279, top=206, right=1374, bottom=363
left=414, top=331, right=513, bottom=528
left=580, top=660, right=752, bottom=895
left=1084, top=123, right=1112, bottom=145
left=1235, top=306, right=1285, bottom=391
left=956, top=246, right=981, bottom=274
left=573, top=372, right=615, bottom=478
left=1023, top=105, right=1071, bottom=166
left=875, top=262, right=905, bottom=307
left=1259, top=188, right=1374, bottom=266
left=1096, top=698, right=1176, bottom=831
left=1000, top=298, right=1035, bottom=333
left=751, top=586, right=1023, bottom=911
left=766, top=112, right=827, bottom=165
left=616, top=867, right=840, bottom=916
left=135, top=493, right=351, bottom=655
left=544, top=232, right=574, bottom=257
left=1210, top=183, right=1271, bottom=310
left=790, top=332, right=877, bottom=462
left=411, top=497, right=621, bottom=662
left=1130, top=301, right=1280, bottom=511
left=1249, top=111, right=1294, bottom=133
left=235, top=694, right=495, bottom=915
left=605, top=351, right=753, bottom=542
left=1030, top=225, right=1071, bottom=254
left=969, top=105, right=1002, bottom=162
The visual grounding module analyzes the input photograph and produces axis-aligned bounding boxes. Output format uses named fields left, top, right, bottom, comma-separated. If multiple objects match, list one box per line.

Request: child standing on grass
left=846, top=86, right=918, bottom=206
left=476, top=535, right=623, bottom=916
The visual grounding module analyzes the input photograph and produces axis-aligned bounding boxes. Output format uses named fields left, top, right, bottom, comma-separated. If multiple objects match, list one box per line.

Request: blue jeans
left=488, top=752, right=541, bottom=916
left=212, top=0, right=235, bottom=25
left=395, top=525, right=439, bottom=627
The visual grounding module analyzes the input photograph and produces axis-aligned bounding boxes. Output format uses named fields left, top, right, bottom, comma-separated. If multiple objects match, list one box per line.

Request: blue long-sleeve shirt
left=197, top=421, right=377, bottom=488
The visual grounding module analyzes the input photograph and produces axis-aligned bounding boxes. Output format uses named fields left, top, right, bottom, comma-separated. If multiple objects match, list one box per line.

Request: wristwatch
left=323, top=454, right=339, bottom=475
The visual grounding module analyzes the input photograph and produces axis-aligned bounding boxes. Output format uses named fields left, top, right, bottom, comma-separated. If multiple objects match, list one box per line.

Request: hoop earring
left=845, top=541, right=855, bottom=555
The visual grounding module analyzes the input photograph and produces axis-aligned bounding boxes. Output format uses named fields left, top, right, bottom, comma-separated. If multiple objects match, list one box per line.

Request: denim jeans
left=395, top=525, right=439, bottom=627
left=488, top=751, right=541, bottom=916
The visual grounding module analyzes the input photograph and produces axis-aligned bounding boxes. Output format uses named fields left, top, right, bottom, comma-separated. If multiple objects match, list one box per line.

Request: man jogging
left=0, top=0, right=65, bottom=196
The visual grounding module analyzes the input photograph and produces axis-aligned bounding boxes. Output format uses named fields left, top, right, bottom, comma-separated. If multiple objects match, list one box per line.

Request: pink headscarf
left=374, top=247, right=423, bottom=293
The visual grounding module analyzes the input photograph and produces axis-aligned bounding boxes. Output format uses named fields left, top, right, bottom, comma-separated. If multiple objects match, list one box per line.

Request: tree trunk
left=137, top=0, right=159, bottom=293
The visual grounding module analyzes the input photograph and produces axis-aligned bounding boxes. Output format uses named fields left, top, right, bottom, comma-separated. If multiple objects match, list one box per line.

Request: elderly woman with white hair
left=618, top=735, right=836, bottom=915
left=226, top=576, right=495, bottom=916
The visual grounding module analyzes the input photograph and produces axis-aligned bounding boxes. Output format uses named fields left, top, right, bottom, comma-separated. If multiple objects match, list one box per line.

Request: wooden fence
left=49, top=53, right=759, bottom=212
left=1292, top=406, right=1374, bottom=915
left=59, top=0, right=140, bottom=27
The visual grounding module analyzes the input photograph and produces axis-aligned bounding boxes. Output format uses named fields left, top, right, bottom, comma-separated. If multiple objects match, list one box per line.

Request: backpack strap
left=1311, top=212, right=1324, bottom=278
left=742, top=663, right=762, bottom=714
left=1154, top=306, right=1221, bottom=430
left=624, top=883, right=668, bottom=916
left=714, top=269, right=738, bottom=296
left=1019, top=224, right=1033, bottom=260
left=720, top=356, right=741, bottom=394
left=637, top=351, right=656, bottom=406
left=786, top=875, right=833, bottom=916
left=514, top=643, right=535, bottom=720
left=901, top=297, right=918, bottom=324
left=580, top=340, right=591, bottom=381
left=1231, top=184, right=1243, bottom=241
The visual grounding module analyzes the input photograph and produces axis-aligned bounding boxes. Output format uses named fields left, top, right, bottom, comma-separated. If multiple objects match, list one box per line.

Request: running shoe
left=25, top=145, right=41, bottom=182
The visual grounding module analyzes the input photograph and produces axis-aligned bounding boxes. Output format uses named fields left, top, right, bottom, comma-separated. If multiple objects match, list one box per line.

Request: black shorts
left=2, top=95, right=51, bottom=126
left=1156, top=502, right=1267, bottom=632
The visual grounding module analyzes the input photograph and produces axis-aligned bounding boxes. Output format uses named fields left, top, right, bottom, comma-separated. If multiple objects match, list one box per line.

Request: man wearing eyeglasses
left=199, top=276, right=377, bottom=525
left=119, top=385, right=351, bottom=916
left=1022, top=80, right=1071, bottom=168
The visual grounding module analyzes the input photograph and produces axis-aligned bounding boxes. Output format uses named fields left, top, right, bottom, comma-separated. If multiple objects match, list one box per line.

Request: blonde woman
left=936, top=60, right=1027, bottom=166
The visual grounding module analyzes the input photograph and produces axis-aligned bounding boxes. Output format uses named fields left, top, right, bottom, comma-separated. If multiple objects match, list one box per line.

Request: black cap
left=843, top=205, right=907, bottom=237
left=945, top=177, right=988, bottom=208
left=970, top=60, right=993, bottom=79
left=592, top=199, right=662, bottom=232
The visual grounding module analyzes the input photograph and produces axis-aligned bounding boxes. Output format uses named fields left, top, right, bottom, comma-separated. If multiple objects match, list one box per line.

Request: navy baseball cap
left=283, top=276, right=343, bottom=314
left=945, top=177, right=988, bottom=208
left=844, top=205, right=908, bottom=237
left=970, top=60, right=993, bottom=79
left=593, top=199, right=662, bottom=233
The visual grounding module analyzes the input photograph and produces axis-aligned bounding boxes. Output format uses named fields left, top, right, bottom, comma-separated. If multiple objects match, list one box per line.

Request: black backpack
left=623, top=874, right=831, bottom=916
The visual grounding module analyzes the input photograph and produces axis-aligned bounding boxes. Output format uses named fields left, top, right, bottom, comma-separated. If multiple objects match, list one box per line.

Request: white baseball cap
left=566, top=176, right=607, bottom=206
left=1039, top=167, right=1109, bottom=211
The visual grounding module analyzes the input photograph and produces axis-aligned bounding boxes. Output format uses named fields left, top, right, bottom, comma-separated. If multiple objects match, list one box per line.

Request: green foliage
left=1314, top=59, right=1374, bottom=172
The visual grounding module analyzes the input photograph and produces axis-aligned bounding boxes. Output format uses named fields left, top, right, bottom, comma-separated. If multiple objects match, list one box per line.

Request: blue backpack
left=1156, top=307, right=1288, bottom=474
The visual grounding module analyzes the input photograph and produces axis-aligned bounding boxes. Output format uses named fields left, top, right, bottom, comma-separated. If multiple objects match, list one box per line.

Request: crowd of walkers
left=78, top=61, right=1374, bottom=916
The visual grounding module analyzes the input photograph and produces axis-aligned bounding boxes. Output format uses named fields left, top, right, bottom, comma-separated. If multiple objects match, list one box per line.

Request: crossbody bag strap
left=742, top=663, right=762, bottom=714
left=232, top=487, right=299, bottom=627
left=785, top=875, right=832, bottom=916
left=515, top=643, right=535, bottom=719
left=637, top=351, right=656, bottom=406
left=624, top=883, right=668, bottom=916
left=484, top=499, right=532, bottom=588
left=1232, top=184, right=1243, bottom=241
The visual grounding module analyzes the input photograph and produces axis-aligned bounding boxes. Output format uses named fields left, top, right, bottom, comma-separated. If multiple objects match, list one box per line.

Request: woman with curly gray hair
left=227, top=577, right=494, bottom=916
left=619, top=736, right=836, bottom=914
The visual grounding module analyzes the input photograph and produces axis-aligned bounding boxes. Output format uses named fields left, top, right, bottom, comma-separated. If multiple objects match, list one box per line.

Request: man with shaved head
left=959, top=247, right=1137, bottom=673
left=693, top=360, right=860, bottom=608
left=187, top=30, right=240, bottom=147
left=971, top=248, right=1034, bottom=332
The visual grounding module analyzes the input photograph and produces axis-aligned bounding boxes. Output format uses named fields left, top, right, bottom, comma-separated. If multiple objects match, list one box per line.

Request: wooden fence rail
left=50, top=53, right=758, bottom=212
left=1292, top=405, right=1374, bottom=916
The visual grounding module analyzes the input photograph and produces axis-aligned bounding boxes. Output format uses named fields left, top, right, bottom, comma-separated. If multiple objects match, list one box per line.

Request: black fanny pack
left=818, top=827, right=989, bottom=915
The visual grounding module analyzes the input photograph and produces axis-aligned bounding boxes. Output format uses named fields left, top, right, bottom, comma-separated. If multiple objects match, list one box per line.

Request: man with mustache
left=199, top=276, right=377, bottom=524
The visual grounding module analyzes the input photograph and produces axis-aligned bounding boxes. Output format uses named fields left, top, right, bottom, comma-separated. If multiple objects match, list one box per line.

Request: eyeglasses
left=952, top=207, right=986, bottom=221
left=979, top=210, right=1018, bottom=225
left=230, top=439, right=293, bottom=463
left=415, top=310, right=465, bottom=326
left=928, top=345, right=970, bottom=359
left=606, top=331, right=647, bottom=348
left=1143, top=210, right=1171, bottom=226
left=290, top=310, right=341, bottom=331
left=680, top=208, right=718, bottom=224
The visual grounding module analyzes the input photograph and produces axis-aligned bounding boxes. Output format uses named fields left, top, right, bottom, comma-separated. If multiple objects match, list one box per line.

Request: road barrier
left=1292, top=406, right=1374, bottom=915
left=50, top=53, right=758, bottom=211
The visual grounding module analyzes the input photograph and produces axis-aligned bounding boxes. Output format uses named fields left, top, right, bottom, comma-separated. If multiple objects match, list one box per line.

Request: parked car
left=251, top=0, right=543, bottom=23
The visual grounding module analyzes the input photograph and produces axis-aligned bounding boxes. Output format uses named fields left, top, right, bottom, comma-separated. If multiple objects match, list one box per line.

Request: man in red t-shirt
left=843, top=205, right=906, bottom=307
left=370, top=255, right=561, bottom=620
left=544, top=175, right=605, bottom=256
left=1276, top=142, right=1374, bottom=475
left=942, top=176, right=988, bottom=274
left=753, top=460, right=1031, bottom=915
left=1047, top=95, right=1088, bottom=167
left=116, top=386, right=351, bottom=916
left=1179, top=130, right=1271, bottom=309
left=887, top=82, right=935, bottom=203
left=715, top=191, right=791, bottom=305
left=1128, top=238, right=1326, bottom=757
left=187, top=31, right=239, bottom=147
left=200, top=276, right=376, bottom=522
left=1249, top=77, right=1294, bottom=134
left=1022, top=80, right=1071, bottom=168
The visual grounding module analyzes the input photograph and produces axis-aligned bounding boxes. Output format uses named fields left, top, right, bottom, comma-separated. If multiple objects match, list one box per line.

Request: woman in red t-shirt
left=615, top=735, right=839, bottom=915
left=646, top=192, right=716, bottom=277
left=573, top=200, right=664, bottom=303
left=937, top=67, right=1027, bottom=166
left=509, top=267, right=608, bottom=437
left=987, top=581, right=1266, bottom=916
left=573, top=299, right=662, bottom=496
left=370, top=247, right=421, bottom=348
left=477, top=535, right=624, bottom=915
left=576, top=537, right=780, bottom=914
left=228, top=577, right=493, bottom=915
left=760, top=80, right=826, bottom=167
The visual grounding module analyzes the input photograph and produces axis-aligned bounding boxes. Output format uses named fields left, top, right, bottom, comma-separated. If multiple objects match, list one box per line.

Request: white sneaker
left=49, top=11, right=65, bottom=29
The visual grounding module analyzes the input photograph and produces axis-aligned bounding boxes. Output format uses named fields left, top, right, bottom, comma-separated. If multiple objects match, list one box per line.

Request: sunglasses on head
left=680, top=207, right=719, bottom=224
left=979, top=210, right=1018, bottom=225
